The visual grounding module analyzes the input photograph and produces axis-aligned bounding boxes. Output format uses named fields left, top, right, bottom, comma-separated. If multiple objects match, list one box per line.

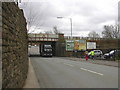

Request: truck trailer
left=29, top=45, right=40, bottom=56
left=39, top=44, right=53, bottom=57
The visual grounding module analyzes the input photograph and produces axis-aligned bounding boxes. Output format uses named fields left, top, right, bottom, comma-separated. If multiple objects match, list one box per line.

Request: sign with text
left=66, top=40, right=74, bottom=51
left=78, top=40, right=86, bottom=50
left=74, top=40, right=79, bottom=50
left=87, top=42, right=96, bottom=49
left=74, top=40, right=86, bottom=50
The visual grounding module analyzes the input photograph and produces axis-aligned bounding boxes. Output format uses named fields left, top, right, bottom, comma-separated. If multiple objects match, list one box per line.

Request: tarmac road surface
left=31, top=57, right=118, bottom=88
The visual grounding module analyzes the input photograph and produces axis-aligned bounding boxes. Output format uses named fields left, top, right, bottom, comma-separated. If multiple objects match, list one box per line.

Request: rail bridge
left=28, top=33, right=65, bottom=56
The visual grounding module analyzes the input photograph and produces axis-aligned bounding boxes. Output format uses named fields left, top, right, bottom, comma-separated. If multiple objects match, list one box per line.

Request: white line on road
left=64, top=63, right=74, bottom=67
left=80, top=68, right=104, bottom=76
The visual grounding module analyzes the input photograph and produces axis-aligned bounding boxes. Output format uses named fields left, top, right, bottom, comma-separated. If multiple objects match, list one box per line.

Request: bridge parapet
left=28, top=33, right=59, bottom=42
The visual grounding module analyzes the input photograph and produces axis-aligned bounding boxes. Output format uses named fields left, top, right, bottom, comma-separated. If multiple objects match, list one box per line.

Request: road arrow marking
left=80, top=68, right=104, bottom=76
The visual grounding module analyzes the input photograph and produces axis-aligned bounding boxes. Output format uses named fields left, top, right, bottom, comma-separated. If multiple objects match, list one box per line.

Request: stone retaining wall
left=2, top=2, right=28, bottom=88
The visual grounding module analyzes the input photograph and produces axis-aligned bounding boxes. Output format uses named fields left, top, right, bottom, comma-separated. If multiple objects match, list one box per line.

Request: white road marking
left=64, top=63, right=74, bottom=67
left=80, top=68, right=104, bottom=76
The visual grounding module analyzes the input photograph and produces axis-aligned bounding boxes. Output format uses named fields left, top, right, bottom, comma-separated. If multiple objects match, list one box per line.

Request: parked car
left=103, top=50, right=120, bottom=60
left=88, top=50, right=103, bottom=58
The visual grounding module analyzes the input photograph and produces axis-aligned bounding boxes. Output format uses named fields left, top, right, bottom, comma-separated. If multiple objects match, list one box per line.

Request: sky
left=19, top=0, right=119, bottom=37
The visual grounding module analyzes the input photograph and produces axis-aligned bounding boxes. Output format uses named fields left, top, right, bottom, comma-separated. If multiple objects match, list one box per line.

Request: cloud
left=20, top=0, right=119, bottom=36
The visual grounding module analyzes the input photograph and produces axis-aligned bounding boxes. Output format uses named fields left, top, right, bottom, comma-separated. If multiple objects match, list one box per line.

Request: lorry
left=39, top=44, right=53, bottom=57
left=29, top=45, right=40, bottom=56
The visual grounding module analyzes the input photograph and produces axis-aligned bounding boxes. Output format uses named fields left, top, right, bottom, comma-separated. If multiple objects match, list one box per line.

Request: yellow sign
left=74, top=40, right=79, bottom=50
left=74, top=40, right=86, bottom=50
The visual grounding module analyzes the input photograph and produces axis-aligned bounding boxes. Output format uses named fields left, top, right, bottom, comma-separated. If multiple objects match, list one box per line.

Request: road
left=30, top=57, right=118, bottom=88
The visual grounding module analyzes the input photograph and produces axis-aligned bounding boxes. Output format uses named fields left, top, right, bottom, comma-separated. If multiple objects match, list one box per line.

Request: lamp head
left=57, top=17, right=63, bottom=19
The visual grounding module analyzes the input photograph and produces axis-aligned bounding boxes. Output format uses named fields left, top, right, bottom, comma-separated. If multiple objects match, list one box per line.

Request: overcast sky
left=19, top=0, right=119, bottom=37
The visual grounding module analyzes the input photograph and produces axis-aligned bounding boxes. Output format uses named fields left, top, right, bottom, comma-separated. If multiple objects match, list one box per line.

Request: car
left=103, top=53, right=110, bottom=59
left=104, top=50, right=120, bottom=60
left=88, top=50, right=103, bottom=58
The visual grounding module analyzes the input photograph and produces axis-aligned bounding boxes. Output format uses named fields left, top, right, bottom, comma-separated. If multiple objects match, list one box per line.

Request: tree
left=88, top=31, right=100, bottom=38
left=19, top=2, right=44, bottom=33
left=102, top=24, right=120, bottom=39
left=53, top=26, right=61, bottom=34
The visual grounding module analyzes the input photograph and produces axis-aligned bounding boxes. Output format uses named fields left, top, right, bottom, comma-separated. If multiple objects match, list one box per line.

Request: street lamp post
left=57, top=17, right=72, bottom=39
left=70, top=18, right=72, bottom=39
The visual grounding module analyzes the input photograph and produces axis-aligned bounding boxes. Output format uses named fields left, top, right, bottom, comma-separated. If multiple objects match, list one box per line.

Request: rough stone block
left=2, top=2, right=28, bottom=88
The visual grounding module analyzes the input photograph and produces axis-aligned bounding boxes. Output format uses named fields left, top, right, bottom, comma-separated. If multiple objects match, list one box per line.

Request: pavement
left=23, top=57, right=118, bottom=88
left=61, top=57, right=119, bottom=67
left=23, top=58, right=40, bottom=88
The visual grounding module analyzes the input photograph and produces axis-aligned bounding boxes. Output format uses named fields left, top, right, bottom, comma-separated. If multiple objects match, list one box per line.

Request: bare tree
left=53, top=26, right=61, bottom=34
left=102, top=24, right=120, bottom=39
left=88, top=31, right=100, bottom=38
left=102, top=25, right=113, bottom=38
left=19, top=2, right=44, bottom=33
left=112, top=24, right=120, bottom=38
